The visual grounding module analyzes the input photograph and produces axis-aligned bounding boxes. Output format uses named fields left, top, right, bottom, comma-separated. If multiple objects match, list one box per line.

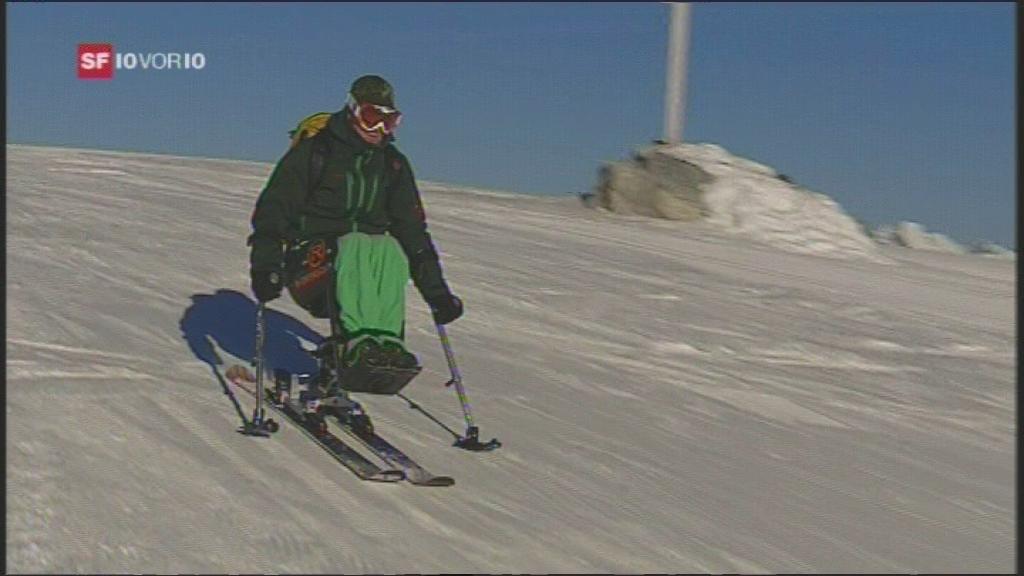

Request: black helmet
left=349, top=75, right=395, bottom=108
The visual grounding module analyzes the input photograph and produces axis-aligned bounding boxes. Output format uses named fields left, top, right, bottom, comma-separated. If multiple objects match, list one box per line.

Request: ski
left=225, top=365, right=405, bottom=483
left=328, top=403, right=455, bottom=487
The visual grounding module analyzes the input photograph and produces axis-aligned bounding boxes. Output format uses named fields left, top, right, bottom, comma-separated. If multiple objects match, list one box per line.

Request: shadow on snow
left=180, top=288, right=324, bottom=374
left=179, top=289, right=325, bottom=426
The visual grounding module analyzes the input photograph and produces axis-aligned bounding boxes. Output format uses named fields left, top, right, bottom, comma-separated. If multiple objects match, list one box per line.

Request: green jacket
left=250, top=111, right=452, bottom=301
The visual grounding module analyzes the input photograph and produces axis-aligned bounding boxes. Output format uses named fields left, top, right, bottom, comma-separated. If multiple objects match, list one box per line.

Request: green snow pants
left=334, top=232, right=410, bottom=349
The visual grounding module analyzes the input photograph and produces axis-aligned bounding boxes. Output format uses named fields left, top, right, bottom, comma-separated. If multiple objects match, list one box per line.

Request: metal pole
left=254, top=302, right=267, bottom=425
left=663, top=3, right=691, bottom=144
left=436, top=323, right=475, bottom=429
left=435, top=323, right=501, bottom=451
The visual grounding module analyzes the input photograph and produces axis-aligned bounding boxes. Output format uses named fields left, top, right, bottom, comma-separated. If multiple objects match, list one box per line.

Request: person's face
left=351, top=117, right=386, bottom=146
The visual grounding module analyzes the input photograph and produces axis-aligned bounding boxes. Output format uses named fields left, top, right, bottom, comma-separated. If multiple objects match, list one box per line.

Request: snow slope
left=6, top=145, right=1015, bottom=573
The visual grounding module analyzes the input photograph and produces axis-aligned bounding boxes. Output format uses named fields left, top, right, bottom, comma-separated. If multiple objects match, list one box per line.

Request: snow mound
left=872, top=221, right=967, bottom=254
left=971, top=242, right=1016, bottom=259
left=596, top=143, right=884, bottom=263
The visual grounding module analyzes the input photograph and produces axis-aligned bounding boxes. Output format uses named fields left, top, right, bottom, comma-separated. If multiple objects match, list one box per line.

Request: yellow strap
left=289, top=112, right=332, bottom=148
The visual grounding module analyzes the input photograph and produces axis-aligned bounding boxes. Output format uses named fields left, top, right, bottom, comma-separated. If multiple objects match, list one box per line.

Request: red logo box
left=78, top=43, right=114, bottom=79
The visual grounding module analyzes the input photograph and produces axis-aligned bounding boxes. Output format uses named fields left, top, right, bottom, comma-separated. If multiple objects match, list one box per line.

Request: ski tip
left=405, top=473, right=455, bottom=487
left=225, top=364, right=255, bottom=382
left=370, top=470, right=407, bottom=483
left=454, top=437, right=502, bottom=452
left=236, top=425, right=272, bottom=438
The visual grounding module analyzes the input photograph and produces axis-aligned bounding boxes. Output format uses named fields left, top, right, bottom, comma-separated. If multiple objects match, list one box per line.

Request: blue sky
left=7, top=2, right=1016, bottom=248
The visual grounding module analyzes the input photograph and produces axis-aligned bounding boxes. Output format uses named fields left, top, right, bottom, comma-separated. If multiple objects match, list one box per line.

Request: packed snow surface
left=6, top=145, right=1015, bottom=573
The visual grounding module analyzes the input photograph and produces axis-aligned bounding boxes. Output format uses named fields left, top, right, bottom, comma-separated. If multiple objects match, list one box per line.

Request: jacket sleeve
left=249, top=142, right=311, bottom=271
left=386, top=154, right=452, bottom=302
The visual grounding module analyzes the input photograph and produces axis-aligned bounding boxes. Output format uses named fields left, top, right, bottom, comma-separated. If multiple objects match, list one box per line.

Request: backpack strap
left=287, top=111, right=333, bottom=202
left=307, top=129, right=332, bottom=200
left=282, top=131, right=332, bottom=283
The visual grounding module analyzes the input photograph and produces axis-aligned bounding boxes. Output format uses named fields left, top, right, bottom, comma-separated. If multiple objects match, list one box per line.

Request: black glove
left=427, top=294, right=463, bottom=325
left=251, top=269, right=283, bottom=303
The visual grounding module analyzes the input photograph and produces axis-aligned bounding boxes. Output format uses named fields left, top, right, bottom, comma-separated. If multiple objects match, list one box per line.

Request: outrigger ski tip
left=238, top=403, right=280, bottom=437
left=455, top=436, right=502, bottom=451
left=454, top=426, right=501, bottom=451
left=237, top=423, right=274, bottom=437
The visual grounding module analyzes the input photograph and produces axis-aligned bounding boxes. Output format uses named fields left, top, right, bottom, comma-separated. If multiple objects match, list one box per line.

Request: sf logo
left=79, top=43, right=114, bottom=79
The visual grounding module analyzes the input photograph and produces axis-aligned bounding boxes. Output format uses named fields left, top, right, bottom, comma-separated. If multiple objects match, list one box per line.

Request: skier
left=248, top=74, right=463, bottom=391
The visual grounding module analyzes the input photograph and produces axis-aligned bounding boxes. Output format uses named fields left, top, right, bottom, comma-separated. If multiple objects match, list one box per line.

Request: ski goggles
left=349, top=96, right=402, bottom=134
